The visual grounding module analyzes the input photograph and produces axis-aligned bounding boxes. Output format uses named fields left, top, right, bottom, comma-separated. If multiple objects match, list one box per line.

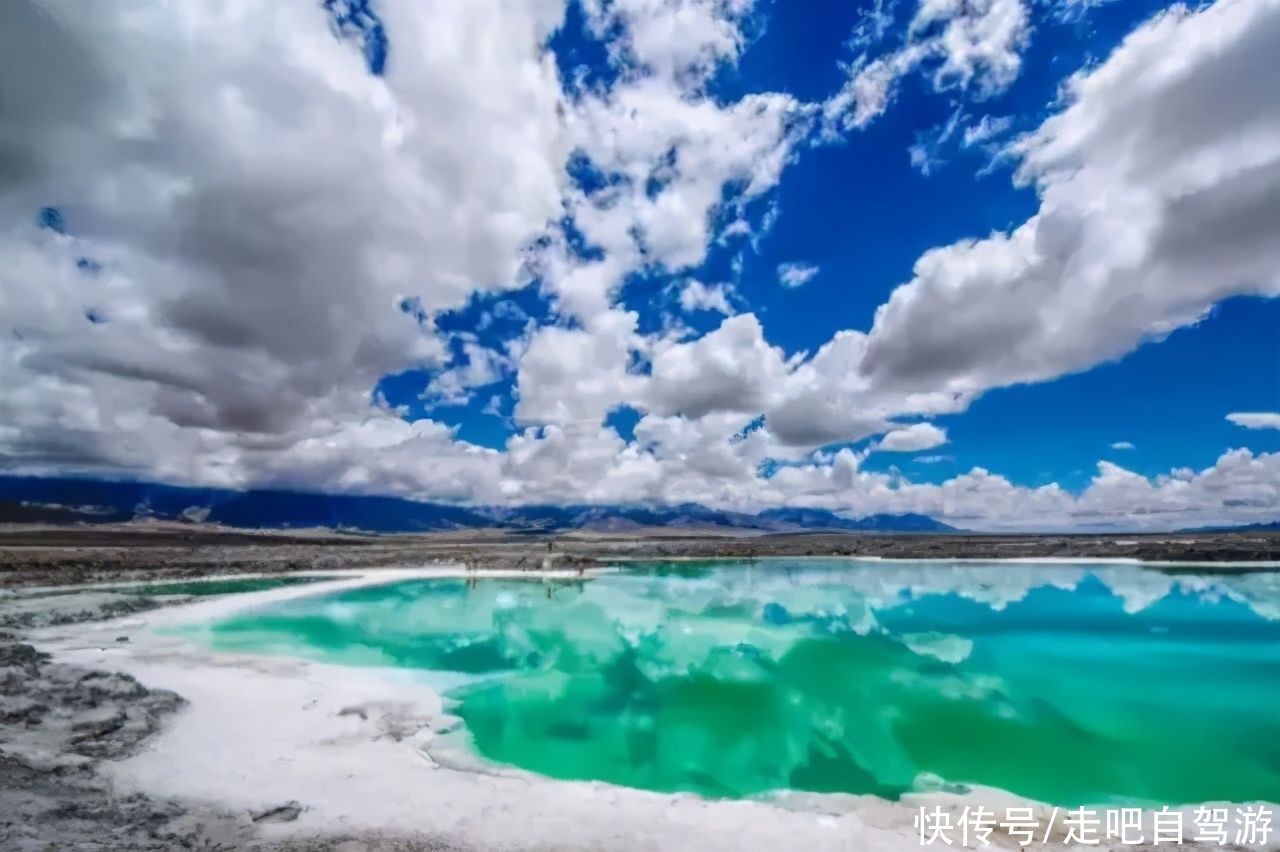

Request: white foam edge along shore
left=24, top=565, right=1280, bottom=851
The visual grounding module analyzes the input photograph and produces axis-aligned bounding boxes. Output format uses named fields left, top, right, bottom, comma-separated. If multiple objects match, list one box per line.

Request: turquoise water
left=198, top=561, right=1280, bottom=806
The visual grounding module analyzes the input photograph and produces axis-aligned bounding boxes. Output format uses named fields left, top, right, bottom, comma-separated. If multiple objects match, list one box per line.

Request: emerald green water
left=200, top=561, right=1280, bottom=807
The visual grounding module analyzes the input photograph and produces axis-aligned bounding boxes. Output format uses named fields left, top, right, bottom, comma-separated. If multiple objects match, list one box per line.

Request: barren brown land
left=2, top=523, right=1278, bottom=589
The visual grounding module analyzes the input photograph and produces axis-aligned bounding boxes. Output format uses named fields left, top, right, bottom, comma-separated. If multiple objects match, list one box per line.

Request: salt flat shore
left=1, top=547, right=1277, bottom=850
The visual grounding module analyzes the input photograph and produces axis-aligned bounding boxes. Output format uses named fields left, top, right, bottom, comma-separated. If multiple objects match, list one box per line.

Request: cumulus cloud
left=747, top=445, right=1280, bottom=532
left=424, top=343, right=514, bottom=406
left=766, top=448, right=1280, bottom=532
left=860, top=0, right=1280, bottom=399
left=608, top=0, right=1280, bottom=524
left=777, top=262, right=820, bottom=288
left=0, top=0, right=567, bottom=491
left=0, top=0, right=802, bottom=498
left=2, top=0, right=1278, bottom=532
left=877, top=422, right=949, bottom=452
left=644, top=314, right=794, bottom=419
left=563, top=84, right=804, bottom=275
left=1110, top=441, right=1135, bottom=450
left=1227, top=412, right=1280, bottom=430
left=514, top=310, right=643, bottom=427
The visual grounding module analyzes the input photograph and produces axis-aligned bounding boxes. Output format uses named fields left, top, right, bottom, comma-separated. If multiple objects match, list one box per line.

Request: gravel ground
left=1, top=524, right=1277, bottom=589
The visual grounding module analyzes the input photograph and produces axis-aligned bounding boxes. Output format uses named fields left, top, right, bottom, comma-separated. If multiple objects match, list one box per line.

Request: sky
left=1, top=0, right=1278, bottom=531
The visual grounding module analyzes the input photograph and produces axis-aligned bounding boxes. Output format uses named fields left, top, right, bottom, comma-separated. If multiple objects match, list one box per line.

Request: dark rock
left=253, top=801, right=305, bottom=823
left=0, top=642, right=48, bottom=667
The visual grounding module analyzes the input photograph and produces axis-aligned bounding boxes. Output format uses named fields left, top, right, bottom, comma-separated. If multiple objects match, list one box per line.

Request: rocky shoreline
left=0, top=591, right=455, bottom=851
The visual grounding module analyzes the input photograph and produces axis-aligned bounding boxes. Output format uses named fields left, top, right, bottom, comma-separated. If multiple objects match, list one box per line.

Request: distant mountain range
left=0, top=475, right=956, bottom=534
left=1177, top=520, right=1280, bottom=533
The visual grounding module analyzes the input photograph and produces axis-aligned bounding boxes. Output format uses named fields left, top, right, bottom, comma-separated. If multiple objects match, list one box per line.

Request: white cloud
left=1069, top=449, right=1280, bottom=531
left=2, top=0, right=1278, bottom=532
left=644, top=314, right=793, bottom=419
left=0, top=0, right=805, bottom=503
left=577, top=86, right=804, bottom=265
left=678, top=280, right=736, bottom=315
left=877, top=422, right=948, bottom=452
left=764, top=448, right=1280, bottom=532
left=581, top=0, right=755, bottom=85
left=822, top=45, right=929, bottom=134
left=424, top=343, right=514, bottom=406
left=912, top=0, right=1028, bottom=94
left=859, top=0, right=1280, bottom=400
left=1227, top=412, right=1280, bottom=430
left=777, top=262, right=820, bottom=288
left=823, top=0, right=1029, bottom=135
left=0, top=0, right=568, bottom=494
left=514, top=310, right=643, bottom=427
left=1110, top=441, right=1135, bottom=450
left=847, top=0, right=899, bottom=51
left=759, top=332, right=896, bottom=449
left=908, top=107, right=964, bottom=175
left=1053, top=0, right=1118, bottom=24
left=718, top=218, right=753, bottom=242
left=962, top=114, right=1013, bottom=147
left=535, top=2, right=806, bottom=328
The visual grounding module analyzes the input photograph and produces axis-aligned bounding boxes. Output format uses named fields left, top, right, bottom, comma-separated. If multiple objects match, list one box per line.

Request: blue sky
left=2, top=0, right=1278, bottom=529
left=377, top=0, right=1280, bottom=496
